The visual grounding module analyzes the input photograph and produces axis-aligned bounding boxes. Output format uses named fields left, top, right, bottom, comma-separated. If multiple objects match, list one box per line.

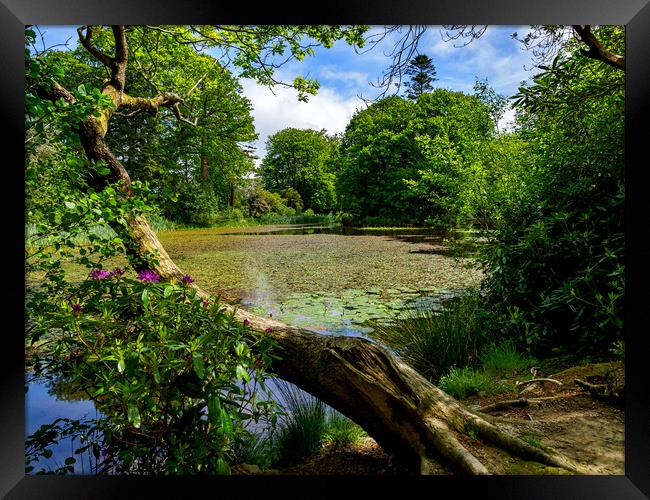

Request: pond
left=158, top=224, right=482, bottom=335
left=26, top=224, right=482, bottom=472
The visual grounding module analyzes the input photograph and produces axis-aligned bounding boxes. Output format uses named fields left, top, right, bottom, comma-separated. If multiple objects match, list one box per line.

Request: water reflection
left=26, top=375, right=101, bottom=474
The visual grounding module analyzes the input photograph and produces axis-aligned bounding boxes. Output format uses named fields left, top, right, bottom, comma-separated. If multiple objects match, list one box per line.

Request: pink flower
left=264, top=327, right=273, bottom=333
left=89, top=269, right=111, bottom=280
left=137, top=269, right=160, bottom=283
left=181, top=275, right=194, bottom=285
left=202, top=299, right=210, bottom=307
left=243, top=319, right=250, bottom=327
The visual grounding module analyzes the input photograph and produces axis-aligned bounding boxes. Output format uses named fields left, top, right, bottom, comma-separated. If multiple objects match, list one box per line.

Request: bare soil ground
left=233, top=360, right=624, bottom=475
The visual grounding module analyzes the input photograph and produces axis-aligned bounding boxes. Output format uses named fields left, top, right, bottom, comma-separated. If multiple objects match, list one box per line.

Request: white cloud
left=497, top=105, right=518, bottom=133
left=240, top=78, right=364, bottom=166
left=318, top=66, right=370, bottom=88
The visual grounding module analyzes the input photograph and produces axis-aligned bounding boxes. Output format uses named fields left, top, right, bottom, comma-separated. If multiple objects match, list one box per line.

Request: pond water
left=26, top=375, right=102, bottom=474
left=158, top=224, right=482, bottom=335
left=26, top=224, right=482, bottom=472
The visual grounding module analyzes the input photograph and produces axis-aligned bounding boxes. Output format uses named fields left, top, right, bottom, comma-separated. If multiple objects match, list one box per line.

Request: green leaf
left=64, top=457, right=76, bottom=465
left=235, top=364, right=250, bottom=383
left=163, top=285, right=174, bottom=298
left=216, top=457, right=231, bottom=475
left=219, top=408, right=233, bottom=434
left=77, top=84, right=87, bottom=97
left=64, top=201, right=76, bottom=210
left=193, top=353, right=205, bottom=379
left=208, top=396, right=222, bottom=425
left=96, top=165, right=111, bottom=176
left=141, top=289, right=149, bottom=309
left=117, top=358, right=125, bottom=373
left=127, top=403, right=141, bottom=428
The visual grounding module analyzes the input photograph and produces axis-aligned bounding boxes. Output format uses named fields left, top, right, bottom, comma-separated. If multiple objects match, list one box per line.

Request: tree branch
left=33, top=81, right=76, bottom=105
left=113, top=25, right=128, bottom=64
left=110, top=26, right=128, bottom=90
left=76, top=26, right=113, bottom=68
left=170, top=103, right=198, bottom=126
left=571, top=25, right=625, bottom=71
left=120, top=92, right=183, bottom=115
left=184, top=72, right=209, bottom=99
left=118, top=91, right=197, bottom=125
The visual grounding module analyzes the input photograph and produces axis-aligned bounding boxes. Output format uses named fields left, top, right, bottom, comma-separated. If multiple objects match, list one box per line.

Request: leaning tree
left=27, top=24, right=617, bottom=474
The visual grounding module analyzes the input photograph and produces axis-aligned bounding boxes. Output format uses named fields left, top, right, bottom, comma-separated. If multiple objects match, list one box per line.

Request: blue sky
left=33, top=25, right=542, bottom=164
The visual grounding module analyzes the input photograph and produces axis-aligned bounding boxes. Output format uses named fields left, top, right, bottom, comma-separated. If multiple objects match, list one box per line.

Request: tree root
left=476, top=396, right=564, bottom=413
left=575, top=378, right=625, bottom=407
left=516, top=378, right=562, bottom=387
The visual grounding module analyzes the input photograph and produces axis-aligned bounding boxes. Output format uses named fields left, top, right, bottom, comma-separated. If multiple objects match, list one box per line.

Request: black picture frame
left=3, top=1, right=649, bottom=498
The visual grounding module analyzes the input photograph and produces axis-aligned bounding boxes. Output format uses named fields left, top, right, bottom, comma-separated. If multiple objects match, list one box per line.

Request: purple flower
left=110, top=268, right=125, bottom=277
left=202, top=299, right=210, bottom=307
left=70, top=303, right=82, bottom=312
left=181, top=275, right=194, bottom=285
left=243, top=319, right=250, bottom=327
left=264, top=327, right=273, bottom=334
left=89, top=269, right=111, bottom=280
left=137, top=269, right=160, bottom=283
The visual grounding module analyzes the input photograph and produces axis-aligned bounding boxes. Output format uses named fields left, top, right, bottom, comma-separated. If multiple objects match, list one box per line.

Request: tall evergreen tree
left=404, top=54, right=438, bottom=99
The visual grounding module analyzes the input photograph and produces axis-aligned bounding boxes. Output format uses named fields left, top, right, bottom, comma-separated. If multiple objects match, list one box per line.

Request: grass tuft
left=322, top=411, right=367, bottom=447
left=438, top=367, right=493, bottom=399
left=271, top=381, right=328, bottom=463
left=232, top=432, right=277, bottom=469
left=270, top=381, right=367, bottom=464
left=369, top=291, right=485, bottom=382
left=481, top=341, right=536, bottom=377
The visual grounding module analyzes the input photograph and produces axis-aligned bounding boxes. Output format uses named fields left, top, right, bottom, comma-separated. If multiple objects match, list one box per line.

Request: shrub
left=26, top=269, right=280, bottom=475
left=481, top=341, right=536, bottom=376
left=248, top=187, right=288, bottom=217
left=162, top=182, right=219, bottom=227
left=438, top=367, right=493, bottom=399
left=281, top=187, right=303, bottom=213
